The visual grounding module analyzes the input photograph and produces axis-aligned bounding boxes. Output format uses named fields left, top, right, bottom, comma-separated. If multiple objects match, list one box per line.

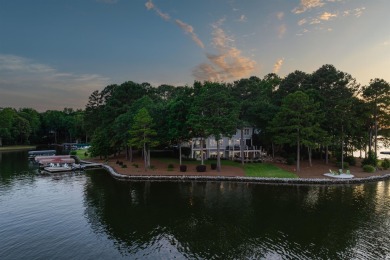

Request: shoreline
left=0, top=145, right=36, bottom=151
left=96, top=162, right=390, bottom=186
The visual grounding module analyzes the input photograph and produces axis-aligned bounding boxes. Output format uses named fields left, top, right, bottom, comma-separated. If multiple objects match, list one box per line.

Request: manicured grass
left=243, top=163, right=298, bottom=178
left=156, top=157, right=297, bottom=178
left=0, top=145, right=36, bottom=151
left=74, top=148, right=91, bottom=160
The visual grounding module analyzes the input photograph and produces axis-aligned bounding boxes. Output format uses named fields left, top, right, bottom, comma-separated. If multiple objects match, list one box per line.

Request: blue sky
left=1, top=0, right=389, bottom=111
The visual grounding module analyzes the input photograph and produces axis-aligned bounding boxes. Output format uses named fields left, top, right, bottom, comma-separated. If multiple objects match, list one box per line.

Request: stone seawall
left=101, top=164, right=390, bottom=185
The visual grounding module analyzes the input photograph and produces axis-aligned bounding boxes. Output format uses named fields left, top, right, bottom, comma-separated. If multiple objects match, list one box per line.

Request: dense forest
left=1, top=64, right=389, bottom=171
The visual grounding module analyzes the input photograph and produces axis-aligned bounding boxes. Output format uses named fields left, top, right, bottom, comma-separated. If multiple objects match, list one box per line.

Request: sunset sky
left=1, top=0, right=389, bottom=111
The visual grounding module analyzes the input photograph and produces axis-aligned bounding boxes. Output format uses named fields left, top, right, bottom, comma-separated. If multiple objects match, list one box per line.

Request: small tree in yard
left=128, top=108, right=159, bottom=171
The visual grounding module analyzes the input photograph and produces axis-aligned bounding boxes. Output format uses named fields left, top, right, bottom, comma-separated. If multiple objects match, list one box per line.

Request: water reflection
left=1, top=152, right=390, bottom=259
left=83, top=171, right=390, bottom=259
left=0, top=151, right=37, bottom=192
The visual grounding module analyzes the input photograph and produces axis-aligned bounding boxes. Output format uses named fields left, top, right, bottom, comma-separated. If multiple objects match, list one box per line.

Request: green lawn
left=243, top=163, right=297, bottom=178
left=74, top=148, right=91, bottom=160
left=156, top=157, right=297, bottom=178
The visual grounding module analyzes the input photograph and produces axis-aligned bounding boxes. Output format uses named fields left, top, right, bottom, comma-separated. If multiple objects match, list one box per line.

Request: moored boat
left=28, top=150, right=56, bottom=160
left=42, top=162, right=82, bottom=173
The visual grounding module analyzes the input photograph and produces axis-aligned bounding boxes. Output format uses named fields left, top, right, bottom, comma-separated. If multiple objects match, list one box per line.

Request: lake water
left=1, top=151, right=390, bottom=259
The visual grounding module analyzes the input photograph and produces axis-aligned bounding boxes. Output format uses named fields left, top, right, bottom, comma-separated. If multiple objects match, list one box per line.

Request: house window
left=244, top=128, right=250, bottom=135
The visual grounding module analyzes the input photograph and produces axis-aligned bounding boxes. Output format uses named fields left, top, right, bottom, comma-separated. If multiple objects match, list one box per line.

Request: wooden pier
left=80, top=163, right=103, bottom=170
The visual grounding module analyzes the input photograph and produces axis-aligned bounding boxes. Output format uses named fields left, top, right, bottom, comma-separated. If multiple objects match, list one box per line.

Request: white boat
left=323, top=169, right=354, bottom=179
left=36, top=156, right=75, bottom=168
left=323, top=173, right=354, bottom=179
left=42, top=163, right=82, bottom=173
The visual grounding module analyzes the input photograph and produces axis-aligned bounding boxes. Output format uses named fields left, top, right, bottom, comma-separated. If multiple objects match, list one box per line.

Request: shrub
left=196, top=165, right=206, bottom=172
left=382, top=159, right=390, bottom=170
left=210, top=163, right=217, bottom=170
left=121, top=164, right=127, bottom=168
left=363, top=165, right=375, bottom=173
left=181, top=147, right=191, bottom=157
left=167, top=164, right=174, bottom=171
left=336, top=162, right=349, bottom=169
left=361, top=151, right=378, bottom=167
left=344, top=156, right=356, bottom=166
left=69, top=150, right=77, bottom=155
left=286, top=157, right=295, bottom=165
left=118, top=161, right=123, bottom=166
left=179, top=165, right=187, bottom=172
left=183, top=158, right=197, bottom=162
left=132, top=163, right=139, bottom=168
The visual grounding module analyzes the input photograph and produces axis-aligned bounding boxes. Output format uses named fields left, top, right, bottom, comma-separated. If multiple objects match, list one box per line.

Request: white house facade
left=186, top=127, right=266, bottom=161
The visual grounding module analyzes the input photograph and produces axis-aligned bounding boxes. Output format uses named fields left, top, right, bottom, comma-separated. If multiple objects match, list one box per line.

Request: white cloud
left=273, top=58, right=284, bottom=73
left=344, top=7, right=365, bottom=18
left=0, top=54, right=109, bottom=111
left=277, top=12, right=284, bottom=20
left=310, top=18, right=321, bottom=24
left=296, top=28, right=310, bottom=36
left=238, top=15, right=247, bottom=22
left=145, top=1, right=204, bottom=48
left=361, top=9, right=368, bottom=17
left=298, top=18, right=307, bottom=26
left=145, top=0, right=170, bottom=20
left=320, top=12, right=337, bottom=20
left=192, top=23, right=256, bottom=82
left=292, top=0, right=325, bottom=14
left=175, top=20, right=205, bottom=48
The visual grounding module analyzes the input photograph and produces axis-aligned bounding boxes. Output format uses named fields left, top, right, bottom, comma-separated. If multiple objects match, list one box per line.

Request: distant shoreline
left=0, top=145, right=36, bottom=151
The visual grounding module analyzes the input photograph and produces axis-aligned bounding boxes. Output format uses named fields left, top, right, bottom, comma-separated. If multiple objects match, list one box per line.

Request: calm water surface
left=1, top=151, right=390, bottom=259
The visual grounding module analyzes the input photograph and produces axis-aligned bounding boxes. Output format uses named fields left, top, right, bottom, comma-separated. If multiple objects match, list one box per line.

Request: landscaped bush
left=362, top=151, right=378, bottom=167
left=363, top=165, right=376, bottom=173
left=210, top=163, right=217, bottom=170
left=183, top=158, right=197, bottom=162
left=179, top=165, right=187, bottom=172
left=196, top=165, right=206, bottom=172
left=286, top=157, right=295, bottom=165
left=69, top=150, right=77, bottom=155
left=336, top=161, right=349, bottom=169
left=344, top=156, right=356, bottom=166
left=181, top=147, right=191, bottom=158
left=382, top=159, right=390, bottom=170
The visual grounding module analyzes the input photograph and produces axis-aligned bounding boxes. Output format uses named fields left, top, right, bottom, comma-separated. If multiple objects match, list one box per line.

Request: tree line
left=0, top=108, right=86, bottom=146
left=1, top=64, right=389, bottom=172
left=84, top=64, right=389, bottom=172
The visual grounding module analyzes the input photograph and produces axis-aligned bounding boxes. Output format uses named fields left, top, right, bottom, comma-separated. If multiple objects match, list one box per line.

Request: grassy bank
left=243, top=163, right=297, bottom=178
left=157, top=157, right=297, bottom=178
left=0, top=145, right=36, bottom=151
left=74, top=148, right=91, bottom=160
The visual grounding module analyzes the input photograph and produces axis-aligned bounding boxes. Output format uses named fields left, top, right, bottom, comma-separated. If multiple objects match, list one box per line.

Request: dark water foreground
left=1, top=151, right=390, bottom=259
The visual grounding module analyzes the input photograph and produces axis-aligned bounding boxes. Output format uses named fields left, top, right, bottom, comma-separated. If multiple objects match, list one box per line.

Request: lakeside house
left=185, top=127, right=266, bottom=161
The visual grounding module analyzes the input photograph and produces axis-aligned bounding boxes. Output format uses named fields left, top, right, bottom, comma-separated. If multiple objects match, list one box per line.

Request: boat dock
left=80, top=163, right=103, bottom=170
